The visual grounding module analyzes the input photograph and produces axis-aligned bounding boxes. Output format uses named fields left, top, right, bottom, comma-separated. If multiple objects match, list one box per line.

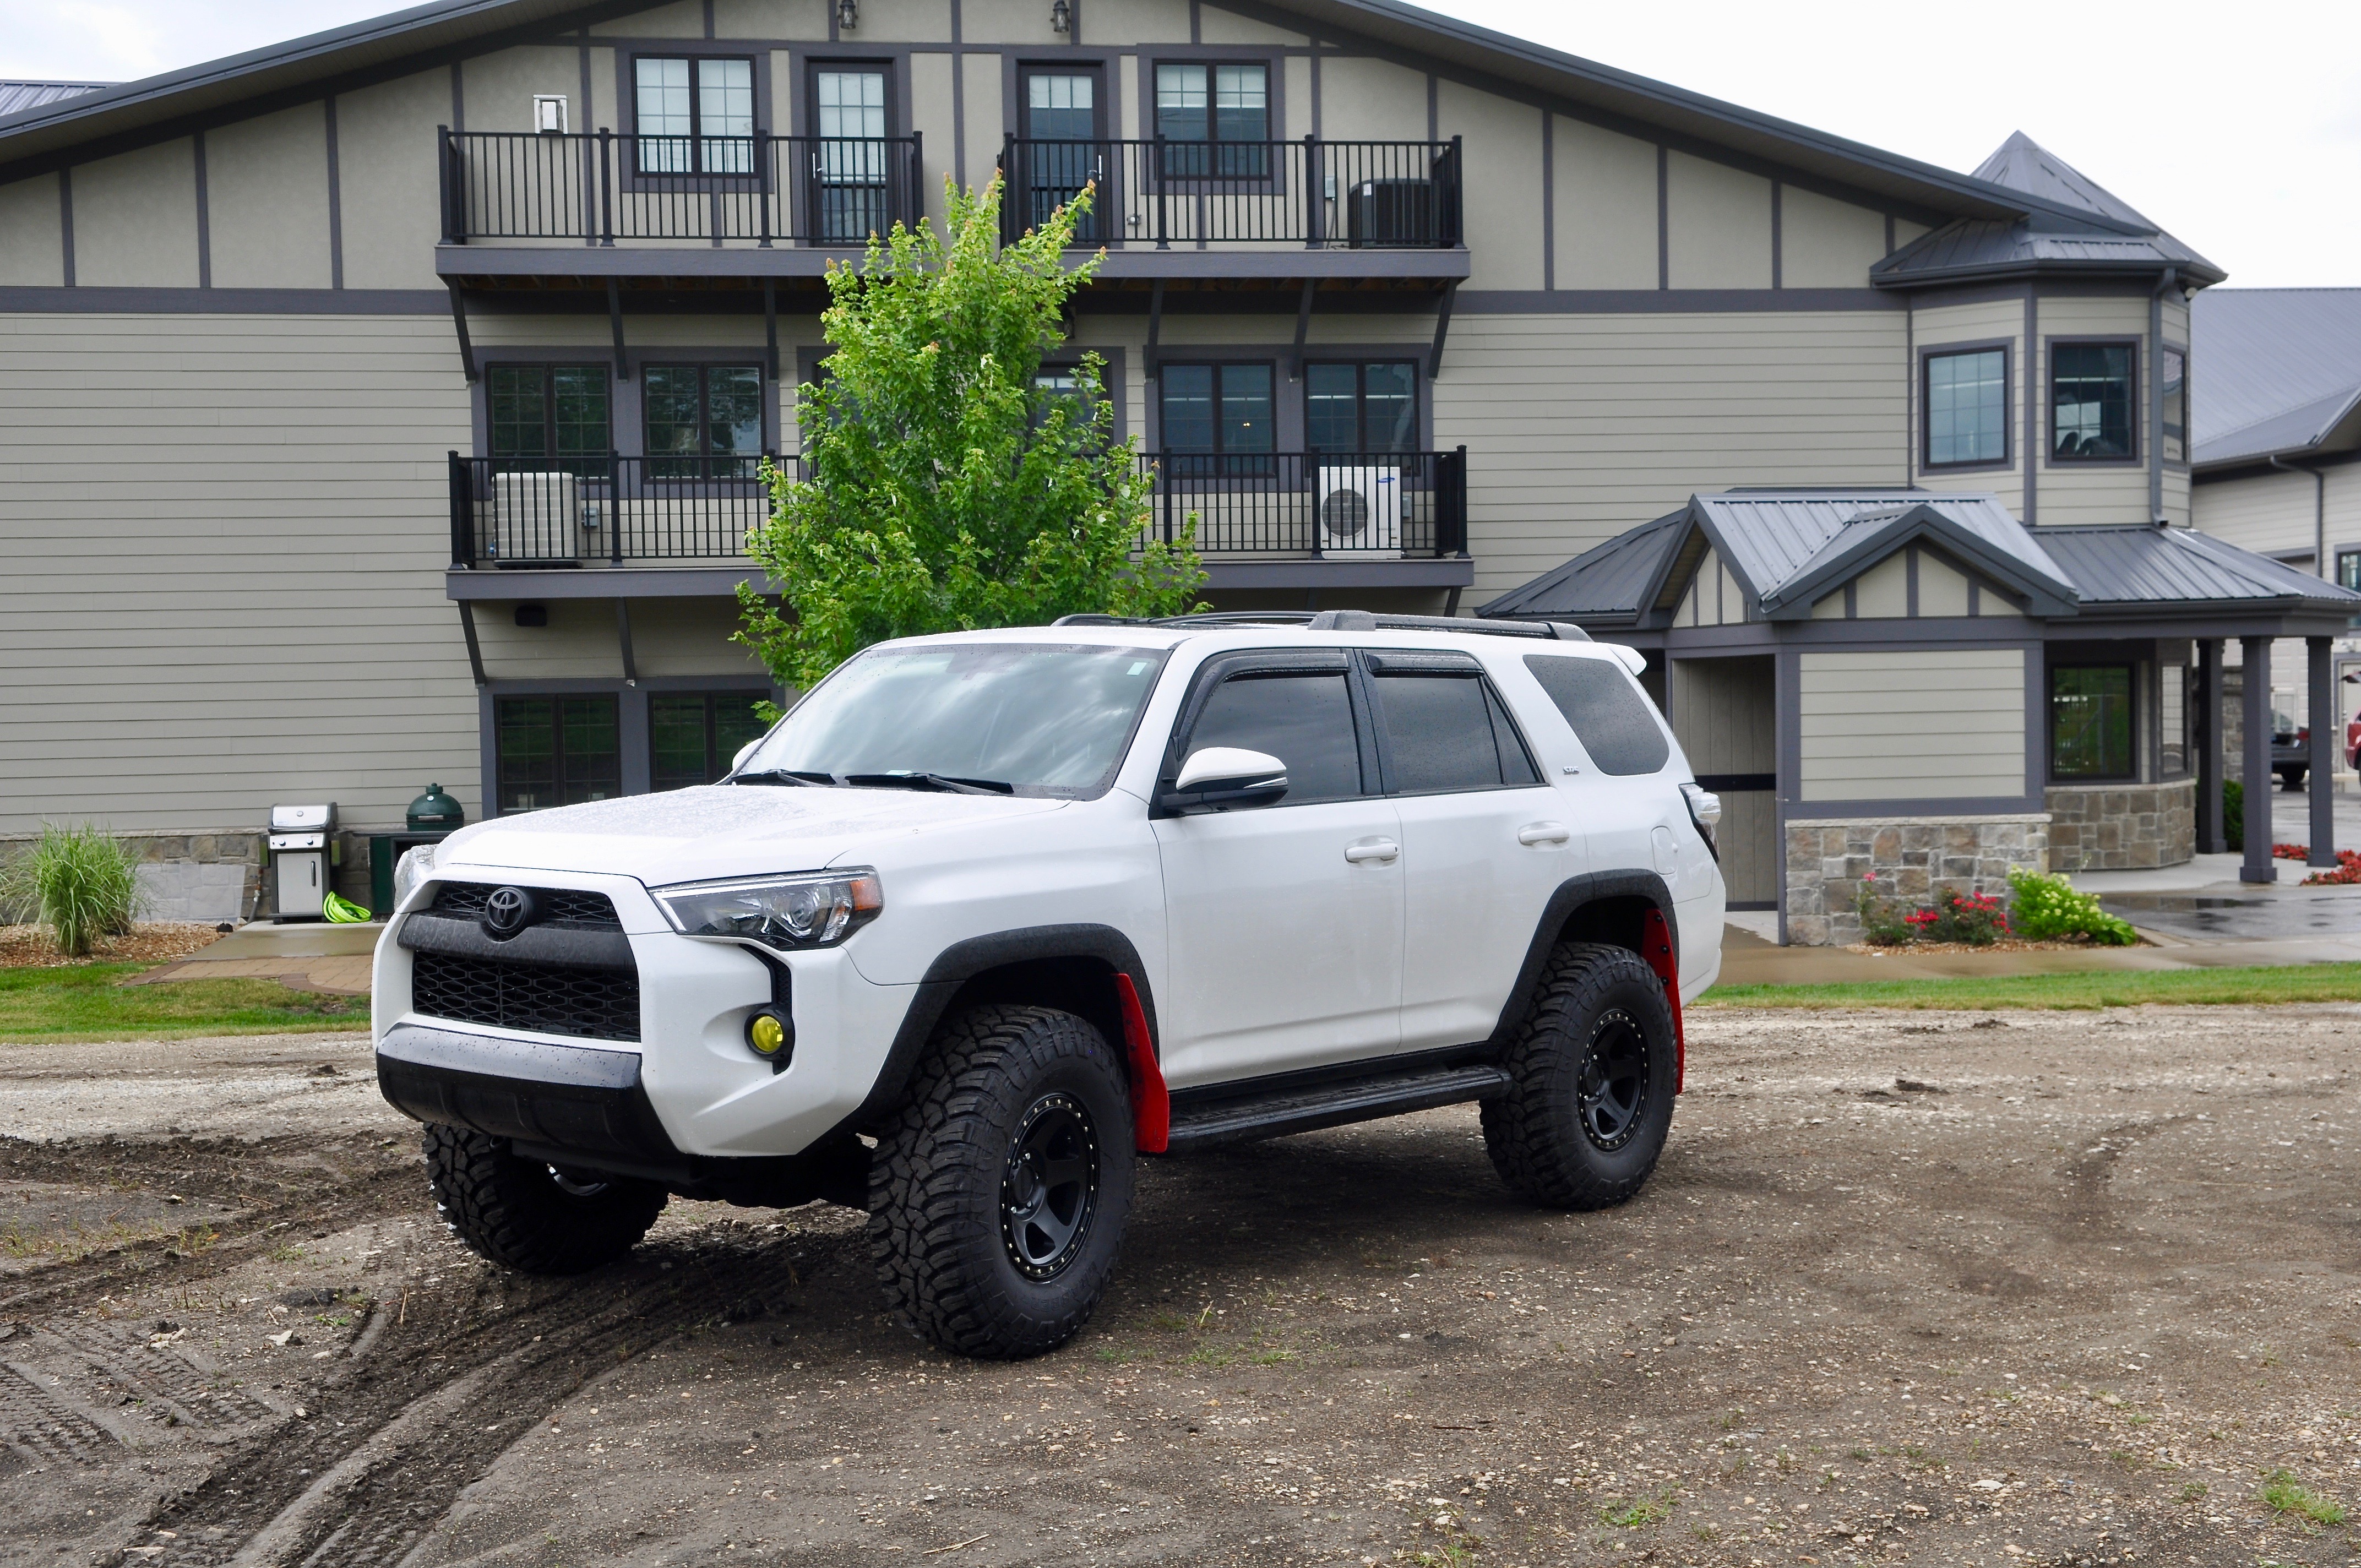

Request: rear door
left=1362, top=649, right=1570, bottom=1052
left=1150, top=651, right=1402, bottom=1087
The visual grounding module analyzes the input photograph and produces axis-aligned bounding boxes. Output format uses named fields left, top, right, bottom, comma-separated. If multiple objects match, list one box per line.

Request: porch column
left=2310, top=636, right=2337, bottom=868
left=2196, top=638, right=2226, bottom=854
left=2241, top=635, right=2273, bottom=883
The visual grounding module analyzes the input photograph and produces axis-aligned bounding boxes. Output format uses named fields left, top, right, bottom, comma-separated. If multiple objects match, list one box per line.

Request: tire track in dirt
left=137, top=1226, right=849, bottom=1568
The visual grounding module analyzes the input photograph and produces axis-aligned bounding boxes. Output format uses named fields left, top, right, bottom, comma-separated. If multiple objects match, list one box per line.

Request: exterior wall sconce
left=837, top=0, right=857, bottom=29
left=1051, top=0, right=1071, bottom=32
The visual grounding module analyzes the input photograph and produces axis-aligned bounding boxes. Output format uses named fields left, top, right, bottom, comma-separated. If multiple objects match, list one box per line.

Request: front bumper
left=377, top=1022, right=677, bottom=1163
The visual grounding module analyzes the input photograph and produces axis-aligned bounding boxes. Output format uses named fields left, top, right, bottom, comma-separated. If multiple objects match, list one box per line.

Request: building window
left=497, top=696, right=621, bottom=813
left=2162, top=346, right=2188, bottom=462
left=635, top=57, right=755, bottom=175
left=1924, top=347, right=2007, bottom=467
left=2337, top=549, right=2361, bottom=592
left=651, top=692, right=771, bottom=791
left=2051, top=665, right=2136, bottom=780
left=2160, top=662, right=2187, bottom=777
left=1155, top=63, right=1270, bottom=177
left=1306, top=361, right=1417, bottom=454
left=645, top=364, right=764, bottom=479
left=813, top=67, right=889, bottom=240
left=487, top=365, right=610, bottom=467
left=2051, top=342, right=2136, bottom=461
left=1160, top=362, right=1274, bottom=473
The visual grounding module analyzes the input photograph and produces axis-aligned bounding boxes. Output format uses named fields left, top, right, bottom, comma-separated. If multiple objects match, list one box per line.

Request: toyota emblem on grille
left=482, top=886, right=537, bottom=938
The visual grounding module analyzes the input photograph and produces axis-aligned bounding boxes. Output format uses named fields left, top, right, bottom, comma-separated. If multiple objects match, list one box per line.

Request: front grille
left=410, top=952, right=640, bottom=1042
left=431, top=881, right=621, bottom=929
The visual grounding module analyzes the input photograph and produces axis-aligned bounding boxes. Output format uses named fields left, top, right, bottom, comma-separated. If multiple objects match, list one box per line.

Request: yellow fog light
left=746, top=1009, right=792, bottom=1065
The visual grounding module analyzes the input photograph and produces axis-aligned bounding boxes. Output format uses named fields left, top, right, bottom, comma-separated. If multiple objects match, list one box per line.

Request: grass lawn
left=0, top=963, right=369, bottom=1042
left=1698, top=962, right=2361, bottom=1011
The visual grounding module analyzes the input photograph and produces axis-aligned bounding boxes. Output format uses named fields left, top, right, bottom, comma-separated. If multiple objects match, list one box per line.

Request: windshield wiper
left=730, top=769, right=834, bottom=787
left=843, top=771, right=1015, bottom=796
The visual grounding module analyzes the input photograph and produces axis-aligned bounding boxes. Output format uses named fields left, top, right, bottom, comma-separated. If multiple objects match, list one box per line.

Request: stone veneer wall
left=2044, top=779, right=2195, bottom=872
left=1, top=831, right=265, bottom=924
left=1783, top=815, right=2050, bottom=947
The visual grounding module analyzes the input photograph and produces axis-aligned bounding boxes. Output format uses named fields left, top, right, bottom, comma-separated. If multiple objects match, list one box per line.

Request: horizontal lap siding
left=0, top=312, right=481, bottom=833
left=1799, top=649, right=2025, bottom=801
left=1435, top=311, right=1908, bottom=598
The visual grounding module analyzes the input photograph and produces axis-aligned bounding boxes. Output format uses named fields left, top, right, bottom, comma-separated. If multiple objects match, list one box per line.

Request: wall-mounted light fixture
left=836, top=0, right=857, bottom=29
left=1050, top=0, right=1071, bottom=32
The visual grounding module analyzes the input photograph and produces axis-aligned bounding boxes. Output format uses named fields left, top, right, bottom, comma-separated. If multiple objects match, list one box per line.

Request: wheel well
left=939, top=957, right=1129, bottom=1065
left=1555, top=895, right=1654, bottom=965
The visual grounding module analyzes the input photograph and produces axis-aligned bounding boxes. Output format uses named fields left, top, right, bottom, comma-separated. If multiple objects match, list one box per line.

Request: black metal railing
left=439, top=129, right=926, bottom=246
left=998, top=137, right=1462, bottom=249
left=449, top=448, right=1468, bottom=567
left=1139, top=448, right=1467, bottom=557
left=449, top=454, right=783, bottom=566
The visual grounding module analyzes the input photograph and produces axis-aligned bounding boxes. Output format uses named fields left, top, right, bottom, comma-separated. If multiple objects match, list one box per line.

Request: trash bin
left=268, top=803, right=338, bottom=922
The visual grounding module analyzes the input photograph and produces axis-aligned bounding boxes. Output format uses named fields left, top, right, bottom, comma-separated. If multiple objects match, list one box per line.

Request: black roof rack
left=1049, top=609, right=1591, bottom=641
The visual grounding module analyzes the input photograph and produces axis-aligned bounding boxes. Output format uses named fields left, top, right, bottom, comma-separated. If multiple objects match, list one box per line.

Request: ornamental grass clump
left=0, top=824, right=142, bottom=957
left=2005, top=866, right=2136, bottom=946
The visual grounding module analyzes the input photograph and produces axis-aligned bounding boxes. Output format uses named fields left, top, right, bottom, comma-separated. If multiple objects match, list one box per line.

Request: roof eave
left=1872, top=255, right=2227, bottom=291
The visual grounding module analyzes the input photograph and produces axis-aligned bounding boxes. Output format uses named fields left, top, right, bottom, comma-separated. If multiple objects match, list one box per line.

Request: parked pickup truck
left=373, top=611, right=1726, bottom=1358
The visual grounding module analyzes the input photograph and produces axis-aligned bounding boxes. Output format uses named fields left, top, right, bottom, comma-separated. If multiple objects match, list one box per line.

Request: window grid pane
left=1305, top=363, right=1358, bottom=454
left=651, top=696, right=711, bottom=792
left=698, top=58, right=754, bottom=172
left=1927, top=349, right=2006, bottom=466
left=550, top=366, right=610, bottom=460
left=706, top=365, right=764, bottom=476
left=496, top=698, right=556, bottom=813
left=644, top=365, right=704, bottom=478
left=1219, top=364, right=1273, bottom=454
left=558, top=697, right=621, bottom=804
left=1160, top=365, right=1215, bottom=453
left=1363, top=361, right=1416, bottom=453
left=2051, top=666, right=2135, bottom=780
left=635, top=57, right=693, bottom=174
left=2053, top=343, right=2135, bottom=460
left=488, top=366, right=547, bottom=459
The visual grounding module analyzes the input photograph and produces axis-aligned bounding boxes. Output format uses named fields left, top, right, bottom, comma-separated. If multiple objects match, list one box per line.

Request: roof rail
left=1050, top=609, right=1590, bottom=641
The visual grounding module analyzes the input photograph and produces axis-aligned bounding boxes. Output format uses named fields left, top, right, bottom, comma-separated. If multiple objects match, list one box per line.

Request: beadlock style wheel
left=1000, top=1091, right=1101, bottom=1281
left=1575, top=1009, right=1651, bottom=1152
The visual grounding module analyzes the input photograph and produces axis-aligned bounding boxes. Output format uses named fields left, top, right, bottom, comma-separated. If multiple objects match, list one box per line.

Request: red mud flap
left=1640, top=907, right=1685, bottom=1093
left=1114, top=973, right=1170, bottom=1153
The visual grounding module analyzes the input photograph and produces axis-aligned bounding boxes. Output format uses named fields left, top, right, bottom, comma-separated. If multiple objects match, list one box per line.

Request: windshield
left=737, top=643, right=1171, bottom=797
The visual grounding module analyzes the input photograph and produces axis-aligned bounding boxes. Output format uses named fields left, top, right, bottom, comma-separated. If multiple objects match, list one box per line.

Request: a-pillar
left=2309, top=636, right=2337, bottom=868
left=2240, top=635, right=2273, bottom=883
left=2196, top=638, right=2226, bottom=854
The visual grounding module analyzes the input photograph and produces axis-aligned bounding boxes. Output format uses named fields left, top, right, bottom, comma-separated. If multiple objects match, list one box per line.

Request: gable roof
left=0, top=0, right=2166, bottom=237
left=0, top=83, right=111, bottom=118
left=2190, top=287, right=2361, bottom=469
left=1870, top=132, right=2221, bottom=289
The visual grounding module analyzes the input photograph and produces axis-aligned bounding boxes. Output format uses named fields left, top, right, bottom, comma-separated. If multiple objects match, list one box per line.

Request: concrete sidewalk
left=1714, top=924, right=2361, bottom=987
left=130, top=919, right=378, bottom=994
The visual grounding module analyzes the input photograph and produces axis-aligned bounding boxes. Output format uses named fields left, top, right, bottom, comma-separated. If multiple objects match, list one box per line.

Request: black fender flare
left=834, top=923, right=1161, bottom=1138
left=1485, top=870, right=1679, bottom=1050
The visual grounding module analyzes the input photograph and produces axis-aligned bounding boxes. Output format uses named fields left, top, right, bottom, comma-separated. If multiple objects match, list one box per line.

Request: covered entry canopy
left=1482, top=490, right=2361, bottom=934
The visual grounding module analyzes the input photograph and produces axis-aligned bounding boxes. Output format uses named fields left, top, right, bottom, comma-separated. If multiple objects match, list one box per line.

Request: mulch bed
left=0, top=922, right=232, bottom=970
left=1845, top=935, right=2147, bottom=955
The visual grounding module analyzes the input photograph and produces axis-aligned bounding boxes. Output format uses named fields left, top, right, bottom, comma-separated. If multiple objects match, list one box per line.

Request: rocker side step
left=1163, top=1063, right=1511, bottom=1151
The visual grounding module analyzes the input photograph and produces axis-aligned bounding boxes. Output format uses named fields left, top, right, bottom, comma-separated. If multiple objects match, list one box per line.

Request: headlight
left=649, top=869, right=883, bottom=950
left=393, top=844, right=437, bottom=910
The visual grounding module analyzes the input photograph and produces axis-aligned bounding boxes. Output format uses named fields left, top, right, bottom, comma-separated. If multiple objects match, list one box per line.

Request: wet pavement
left=2097, top=886, right=2361, bottom=940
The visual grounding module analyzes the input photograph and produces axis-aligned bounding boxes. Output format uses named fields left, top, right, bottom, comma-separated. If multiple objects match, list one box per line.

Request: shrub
left=0, top=824, right=142, bottom=957
left=1853, top=873, right=1916, bottom=945
left=2223, top=778, right=2243, bottom=853
left=1924, top=888, right=2010, bottom=945
left=2006, top=867, right=2135, bottom=946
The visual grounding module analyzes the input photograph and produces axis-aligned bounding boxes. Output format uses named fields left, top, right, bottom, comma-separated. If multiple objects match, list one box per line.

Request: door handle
left=1343, top=837, right=1400, bottom=864
left=1517, top=822, right=1571, bottom=846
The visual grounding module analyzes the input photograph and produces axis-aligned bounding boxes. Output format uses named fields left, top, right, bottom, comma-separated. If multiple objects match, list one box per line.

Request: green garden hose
left=323, top=892, right=373, bottom=923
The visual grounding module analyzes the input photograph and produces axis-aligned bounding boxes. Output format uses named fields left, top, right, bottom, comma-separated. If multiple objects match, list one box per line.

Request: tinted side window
left=1374, top=673, right=1508, bottom=793
left=1523, top=655, right=1671, bottom=775
left=1185, top=672, right=1364, bottom=804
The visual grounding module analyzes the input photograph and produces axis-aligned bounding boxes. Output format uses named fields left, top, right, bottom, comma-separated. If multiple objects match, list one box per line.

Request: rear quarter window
left=1523, top=654, right=1671, bottom=776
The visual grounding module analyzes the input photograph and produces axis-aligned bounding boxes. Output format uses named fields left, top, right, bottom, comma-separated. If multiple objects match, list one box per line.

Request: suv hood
left=433, top=785, right=1068, bottom=886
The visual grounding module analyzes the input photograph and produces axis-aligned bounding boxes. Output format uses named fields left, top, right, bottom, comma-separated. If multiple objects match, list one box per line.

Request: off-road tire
left=1481, top=941, right=1678, bottom=1210
left=422, top=1123, right=668, bottom=1274
left=868, top=1004, right=1135, bottom=1359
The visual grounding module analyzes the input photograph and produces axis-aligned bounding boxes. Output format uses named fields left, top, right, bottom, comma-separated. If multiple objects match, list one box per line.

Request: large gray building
left=0, top=0, right=2276, bottom=933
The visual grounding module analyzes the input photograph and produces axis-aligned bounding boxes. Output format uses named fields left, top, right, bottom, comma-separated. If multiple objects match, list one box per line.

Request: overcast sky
left=9, top=0, right=2357, bottom=288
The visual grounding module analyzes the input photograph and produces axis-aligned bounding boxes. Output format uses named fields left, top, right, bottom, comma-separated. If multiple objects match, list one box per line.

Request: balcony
left=446, top=450, right=1470, bottom=595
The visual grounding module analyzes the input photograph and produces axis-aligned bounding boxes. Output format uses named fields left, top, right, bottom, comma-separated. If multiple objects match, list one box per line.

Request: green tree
left=735, top=176, right=1204, bottom=694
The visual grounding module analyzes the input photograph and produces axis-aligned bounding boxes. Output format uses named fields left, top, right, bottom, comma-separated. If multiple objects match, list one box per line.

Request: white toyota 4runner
left=374, top=611, right=1724, bottom=1358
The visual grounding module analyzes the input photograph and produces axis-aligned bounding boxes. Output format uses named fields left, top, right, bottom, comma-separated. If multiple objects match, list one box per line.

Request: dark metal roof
left=0, top=0, right=2150, bottom=236
left=2034, top=526, right=2361, bottom=612
left=1475, top=510, right=1688, bottom=622
left=0, top=83, right=111, bottom=118
left=1870, top=133, right=2221, bottom=288
left=1692, top=489, right=2069, bottom=602
left=2190, top=287, right=2361, bottom=469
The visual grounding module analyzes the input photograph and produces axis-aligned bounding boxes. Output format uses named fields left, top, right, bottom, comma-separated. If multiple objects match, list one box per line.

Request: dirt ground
left=0, top=1008, right=2354, bottom=1568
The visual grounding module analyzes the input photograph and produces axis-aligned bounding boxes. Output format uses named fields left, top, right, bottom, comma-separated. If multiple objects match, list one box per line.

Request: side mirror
left=1162, top=747, right=1288, bottom=813
left=731, top=739, right=762, bottom=773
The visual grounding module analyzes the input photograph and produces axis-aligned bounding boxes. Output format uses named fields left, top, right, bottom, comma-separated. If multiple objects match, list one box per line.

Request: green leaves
left=2004, top=867, right=2137, bottom=946
left=736, top=175, right=1205, bottom=691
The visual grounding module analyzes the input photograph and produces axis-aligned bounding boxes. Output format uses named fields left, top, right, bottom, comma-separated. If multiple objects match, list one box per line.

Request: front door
left=1019, top=67, right=1105, bottom=241
left=1152, top=654, right=1402, bottom=1087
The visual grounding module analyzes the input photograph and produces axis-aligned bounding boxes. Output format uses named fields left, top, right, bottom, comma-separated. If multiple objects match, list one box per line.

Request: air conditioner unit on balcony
left=490, top=471, right=580, bottom=565
left=1346, top=178, right=1436, bottom=247
left=1317, top=465, right=1402, bottom=558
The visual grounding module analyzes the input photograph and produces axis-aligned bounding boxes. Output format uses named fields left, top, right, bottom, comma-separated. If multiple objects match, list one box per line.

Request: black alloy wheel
left=1574, top=1009, right=1650, bottom=1151
left=1000, top=1092, right=1100, bottom=1280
